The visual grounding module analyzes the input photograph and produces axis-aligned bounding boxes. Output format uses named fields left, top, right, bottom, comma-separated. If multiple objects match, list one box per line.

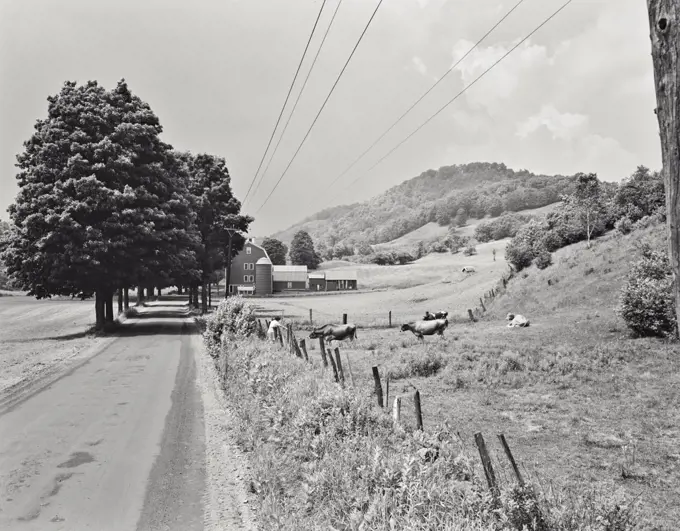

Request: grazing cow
left=506, top=313, right=530, bottom=328
left=400, top=319, right=448, bottom=341
left=423, top=310, right=448, bottom=321
left=309, top=323, right=357, bottom=345
left=461, top=266, right=476, bottom=273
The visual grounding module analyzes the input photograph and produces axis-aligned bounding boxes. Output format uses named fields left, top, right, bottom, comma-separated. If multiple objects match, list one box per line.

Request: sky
left=0, top=0, right=661, bottom=236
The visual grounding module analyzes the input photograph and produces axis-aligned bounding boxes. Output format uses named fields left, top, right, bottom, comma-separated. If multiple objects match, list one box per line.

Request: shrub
left=463, top=245, right=477, bottom=256
left=389, top=351, right=447, bottom=379
left=505, top=240, right=535, bottom=271
left=204, top=296, right=258, bottom=356
left=618, top=245, right=676, bottom=338
left=615, top=216, right=633, bottom=235
left=534, top=250, right=553, bottom=270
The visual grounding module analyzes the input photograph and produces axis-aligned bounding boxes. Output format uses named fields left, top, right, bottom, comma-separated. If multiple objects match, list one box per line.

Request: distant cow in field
left=401, top=319, right=448, bottom=341
left=506, top=313, right=530, bottom=328
left=461, top=266, right=476, bottom=273
left=423, top=311, right=448, bottom=321
left=309, top=323, right=357, bottom=344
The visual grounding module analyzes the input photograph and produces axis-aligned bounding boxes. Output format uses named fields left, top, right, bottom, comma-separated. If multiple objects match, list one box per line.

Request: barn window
left=246, top=247, right=252, bottom=254
left=250, top=275, right=255, bottom=282
left=243, top=275, right=248, bottom=282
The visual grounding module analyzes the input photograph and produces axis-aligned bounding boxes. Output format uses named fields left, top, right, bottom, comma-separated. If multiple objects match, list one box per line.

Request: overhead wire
left=318, top=0, right=528, bottom=197
left=249, top=0, right=344, bottom=204
left=242, top=0, right=327, bottom=206
left=333, top=0, right=574, bottom=204
left=253, top=0, right=385, bottom=215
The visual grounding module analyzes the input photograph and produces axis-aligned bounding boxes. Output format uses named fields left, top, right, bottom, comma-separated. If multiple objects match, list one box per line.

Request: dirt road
left=0, top=302, right=209, bottom=530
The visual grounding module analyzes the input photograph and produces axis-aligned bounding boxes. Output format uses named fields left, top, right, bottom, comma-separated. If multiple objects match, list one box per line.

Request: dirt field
left=0, top=296, right=110, bottom=405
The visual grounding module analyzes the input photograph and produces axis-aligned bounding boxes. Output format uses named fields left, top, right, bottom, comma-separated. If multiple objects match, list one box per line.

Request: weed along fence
left=253, top=313, right=530, bottom=500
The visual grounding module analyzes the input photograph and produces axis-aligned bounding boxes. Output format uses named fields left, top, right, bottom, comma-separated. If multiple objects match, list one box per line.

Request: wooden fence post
left=328, top=352, right=340, bottom=383
left=392, top=396, right=401, bottom=425
left=276, top=326, right=284, bottom=348
left=388, top=310, right=392, bottom=328
left=497, top=434, right=525, bottom=486
left=344, top=351, right=355, bottom=386
left=474, top=433, right=499, bottom=499
left=343, top=313, right=348, bottom=324
left=479, top=298, right=486, bottom=312
left=293, top=336, right=303, bottom=358
left=503, top=277, right=507, bottom=288
left=414, top=390, right=423, bottom=431
left=468, top=309, right=477, bottom=322
left=334, top=347, right=345, bottom=386
left=299, top=339, right=309, bottom=362
left=372, top=367, right=384, bottom=407
left=318, top=337, right=329, bottom=367
left=385, top=377, right=390, bottom=411
left=309, top=308, right=313, bottom=325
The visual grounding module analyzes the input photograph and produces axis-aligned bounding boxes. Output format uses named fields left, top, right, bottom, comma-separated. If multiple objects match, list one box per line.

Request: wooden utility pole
left=648, top=0, right=680, bottom=333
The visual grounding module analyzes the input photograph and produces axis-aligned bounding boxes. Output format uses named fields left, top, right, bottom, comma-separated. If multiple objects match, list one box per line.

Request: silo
left=255, top=257, right=273, bottom=296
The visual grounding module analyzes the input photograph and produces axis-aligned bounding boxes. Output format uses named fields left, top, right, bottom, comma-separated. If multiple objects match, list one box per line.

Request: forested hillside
left=270, top=162, right=576, bottom=250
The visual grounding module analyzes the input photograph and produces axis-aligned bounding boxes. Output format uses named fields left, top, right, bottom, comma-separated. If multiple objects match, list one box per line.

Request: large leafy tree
left=289, top=230, right=321, bottom=270
left=261, top=237, right=288, bottom=265
left=1, top=79, right=197, bottom=328
left=178, top=152, right=253, bottom=312
left=568, top=172, right=604, bottom=248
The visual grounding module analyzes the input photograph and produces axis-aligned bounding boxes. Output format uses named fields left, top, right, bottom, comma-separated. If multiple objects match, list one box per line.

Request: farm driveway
left=0, top=302, right=206, bottom=530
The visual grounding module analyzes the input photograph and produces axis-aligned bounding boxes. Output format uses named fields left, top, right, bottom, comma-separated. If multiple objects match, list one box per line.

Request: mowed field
left=262, top=239, right=509, bottom=327
left=0, top=296, right=108, bottom=403
left=255, top=224, right=680, bottom=530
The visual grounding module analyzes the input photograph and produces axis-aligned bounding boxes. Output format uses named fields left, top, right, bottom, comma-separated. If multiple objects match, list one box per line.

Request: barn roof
left=325, top=270, right=357, bottom=281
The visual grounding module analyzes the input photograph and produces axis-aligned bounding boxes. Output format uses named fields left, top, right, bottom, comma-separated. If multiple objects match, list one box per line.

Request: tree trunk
left=157, top=286, right=161, bottom=298
left=178, top=285, right=183, bottom=295
left=117, top=288, right=123, bottom=314
left=137, top=286, right=144, bottom=306
left=648, top=0, right=680, bottom=335
left=201, top=282, right=207, bottom=314
left=124, top=287, right=130, bottom=310
left=95, top=290, right=105, bottom=330
left=208, top=282, right=212, bottom=308
left=105, top=291, right=114, bottom=322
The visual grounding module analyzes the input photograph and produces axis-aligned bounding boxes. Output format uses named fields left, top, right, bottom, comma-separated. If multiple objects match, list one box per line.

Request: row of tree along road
left=0, top=79, right=252, bottom=328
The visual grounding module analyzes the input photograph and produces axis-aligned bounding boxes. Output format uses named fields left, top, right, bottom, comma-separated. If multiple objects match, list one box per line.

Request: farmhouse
left=226, top=238, right=359, bottom=295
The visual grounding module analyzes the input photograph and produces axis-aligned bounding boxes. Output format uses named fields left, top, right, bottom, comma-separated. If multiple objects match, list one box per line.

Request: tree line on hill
left=0, top=80, right=252, bottom=327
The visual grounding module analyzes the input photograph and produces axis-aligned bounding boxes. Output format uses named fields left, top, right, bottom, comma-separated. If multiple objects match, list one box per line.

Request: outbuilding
left=325, top=270, right=357, bottom=291
left=272, top=265, right=308, bottom=292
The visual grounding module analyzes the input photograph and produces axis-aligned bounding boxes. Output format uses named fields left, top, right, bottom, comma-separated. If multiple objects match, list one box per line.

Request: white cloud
left=516, top=105, right=589, bottom=141
left=412, top=56, right=428, bottom=76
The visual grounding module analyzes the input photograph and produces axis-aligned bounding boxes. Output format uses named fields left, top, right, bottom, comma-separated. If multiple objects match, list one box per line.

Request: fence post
left=372, top=367, right=384, bottom=408
left=334, top=348, right=345, bottom=387
left=474, top=433, right=499, bottom=499
left=392, top=396, right=401, bottom=425
left=344, top=351, right=355, bottom=386
left=293, top=336, right=303, bottom=358
left=497, top=434, right=525, bottom=486
left=318, top=337, right=329, bottom=367
left=414, top=390, right=423, bottom=430
left=343, top=313, right=348, bottom=324
left=468, top=309, right=477, bottom=322
left=385, top=377, right=390, bottom=411
left=276, top=326, right=284, bottom=348
left=328, top=351, right=340, bottom=383
left=388, top=310, right=392, bottom=328
left=309, top=308, right=313, bottom=325
left=299, top=339, right=309, bottom=362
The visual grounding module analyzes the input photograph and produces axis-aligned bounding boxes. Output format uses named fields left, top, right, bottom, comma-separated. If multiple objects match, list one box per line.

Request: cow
left=423, top=311, right=448, bottom=321
left=309, top=323, right=357, bottom=345
left=462, top=266, right=476, bottom=273
left=400, top=319, right=448, bottom=341
left=506, top=313, right=530, bottom=328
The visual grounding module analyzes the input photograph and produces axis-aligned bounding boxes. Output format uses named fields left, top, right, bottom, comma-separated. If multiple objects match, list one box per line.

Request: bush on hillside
left=204, top=296, right=258, bottom=356
left=615, top=217, right=633, bottom=235
left=463, top=245, right=477, bottom=256
left=534, top=250, right=553, bottom=270
left=618, top=245, right=676, bottom=338
left=474, top=212, right=535, bottom=243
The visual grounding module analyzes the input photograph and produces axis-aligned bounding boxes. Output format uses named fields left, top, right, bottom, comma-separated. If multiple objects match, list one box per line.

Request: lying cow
left=309, top=323, right=357, bottom=345
left=462, top=266, right=476, bottom=273
left=506, top=313, right=530, bottom=328
left=401, top=319, right=448, bottom=341
left=423, top=311, right=448, bottom=321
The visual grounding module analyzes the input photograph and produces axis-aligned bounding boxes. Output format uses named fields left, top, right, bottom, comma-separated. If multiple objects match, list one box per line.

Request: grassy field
left=249, top=222, right=680, bottom=529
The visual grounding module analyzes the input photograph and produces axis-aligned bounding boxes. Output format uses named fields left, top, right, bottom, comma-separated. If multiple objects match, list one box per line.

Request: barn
left=272, top=265, right=308, bottom=292
left=325, top=270, right=357, bottom=291
left=308, top=272, right=326, bottom=292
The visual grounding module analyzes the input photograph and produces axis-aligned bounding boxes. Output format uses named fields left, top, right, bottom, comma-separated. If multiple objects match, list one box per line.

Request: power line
left=249, top=0, right=344, bottom=204
left=253, top=0, right=385, bottom=215
left=319, top=0, right=528, bottom=197
left=242, top=0, right=327, bottom=206
left=336, top=0, right=574, bottom=202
